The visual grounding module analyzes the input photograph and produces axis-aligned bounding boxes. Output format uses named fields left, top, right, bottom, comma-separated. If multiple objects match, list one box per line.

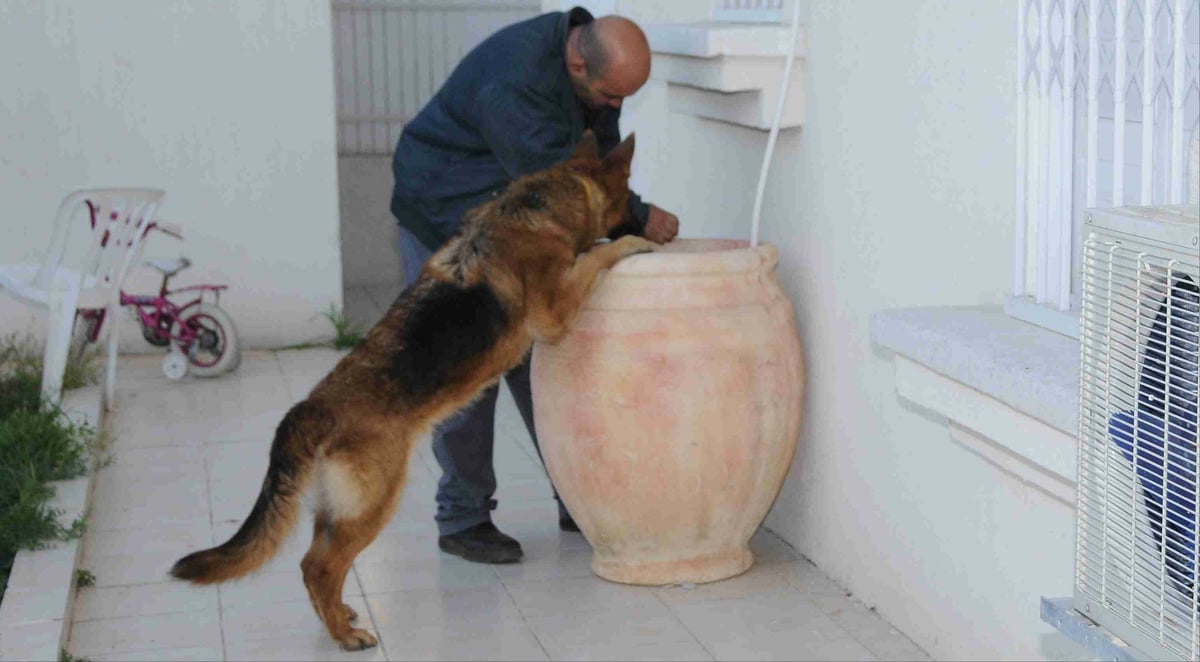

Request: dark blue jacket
left=390, top=7, right=650, bottom=251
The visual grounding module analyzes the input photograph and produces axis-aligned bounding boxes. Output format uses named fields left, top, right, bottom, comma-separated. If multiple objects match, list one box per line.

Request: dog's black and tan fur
left=170, top=132, right=654, bottom=649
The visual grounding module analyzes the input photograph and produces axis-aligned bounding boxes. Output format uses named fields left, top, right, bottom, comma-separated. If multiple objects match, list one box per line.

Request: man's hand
left=644, top=205, right=679, bottom=243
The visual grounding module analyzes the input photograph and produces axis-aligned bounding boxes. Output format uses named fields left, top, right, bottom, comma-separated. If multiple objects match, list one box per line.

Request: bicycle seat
left=145, top=257, right=191, bottom=277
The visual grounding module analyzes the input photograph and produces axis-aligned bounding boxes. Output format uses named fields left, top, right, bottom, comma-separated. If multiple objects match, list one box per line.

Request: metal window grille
left=712, top=0, right=784, bottom=23
left=331, top=0, right=540, bottom=156
left=1076, top=203, right=1200, bottom=660
left=1015, top=0, right=1200, bottom=314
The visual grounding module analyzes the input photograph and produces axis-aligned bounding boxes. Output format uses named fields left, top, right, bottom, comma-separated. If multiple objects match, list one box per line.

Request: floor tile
left=654, top=561, right=806, bottom=606
left=824, top=600, right=929, bottom=661
left=354, top=556, right=501, bottom=594
left=365, top=585, right=524, bottom=637
left=355, top=531, right=446, bottom=565
left=225, top=350, right=285, bottom=378
left=219, top=568, right=363, bottom=608
left=69, top=608, right=222, bottom=658
left=220, top=595, right=372, bottom=644
left=490, top=535, right=596, bottom=583
left=81, top=550, right=193, bottom=587
left=379, top=621, right=549, bottom=662
left=777, top=558, right=849, bottom=592
left=275, top=347, right=346, bottom=379
left=0, top=585, right=69, bottom=627
left=6, top=542, right=76, bottom=589
left=1, top=620, right=63, bottom=661
left=501, top=575, right=666, bottom=618
left=83, top=523, right=213, bottom=558
left=670, top=589, right=876, bottom=662
left=86, top=490, right=210, bottom=531
left=113, top=353, right=183, bottom=389
left=173, top=407, right=291, bottom=445
left=89, top=468, right=210, bottom=517
left=526, top=603, right=711, bottom=661
left=73, top=582, right=218, bottom=622
left=64, top=349, right=930, bottom=662
left=224, top=633, right=388, bottom=662
left=284, top=373, right=325, bottom=401
left=491, top=500, right=592, bottom=552
left=90, top=646, right=227, bottom=661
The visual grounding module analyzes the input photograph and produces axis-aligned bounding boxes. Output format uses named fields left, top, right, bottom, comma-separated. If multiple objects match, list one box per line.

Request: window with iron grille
left=1013, top=0, right=1200, bottom=338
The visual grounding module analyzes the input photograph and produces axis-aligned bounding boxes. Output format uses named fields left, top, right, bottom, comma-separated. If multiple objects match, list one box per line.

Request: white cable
left=750, top=0, right=802, bottom=248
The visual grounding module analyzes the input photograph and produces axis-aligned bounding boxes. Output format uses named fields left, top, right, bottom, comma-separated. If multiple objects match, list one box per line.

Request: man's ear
left=603, top=133, right=635, bottom=170
left=571, top=130, right=600, bottom=161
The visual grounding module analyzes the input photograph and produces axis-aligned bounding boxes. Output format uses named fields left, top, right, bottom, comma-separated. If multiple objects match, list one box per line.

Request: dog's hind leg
left=301, top=511, right=359, bottom=623
left=301, top=455, right=407, bottom=651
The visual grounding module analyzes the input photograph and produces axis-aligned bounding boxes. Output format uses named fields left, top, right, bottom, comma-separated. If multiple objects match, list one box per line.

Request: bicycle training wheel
left=172, top=302, right=240, bottom=377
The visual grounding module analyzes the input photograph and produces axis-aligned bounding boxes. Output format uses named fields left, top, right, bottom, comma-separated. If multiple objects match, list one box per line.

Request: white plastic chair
left=0, top=188, right=166, bottom=408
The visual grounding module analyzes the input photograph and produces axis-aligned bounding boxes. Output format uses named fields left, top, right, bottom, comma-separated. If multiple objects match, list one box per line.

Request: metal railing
left=331, top=0, right=539, bottom=155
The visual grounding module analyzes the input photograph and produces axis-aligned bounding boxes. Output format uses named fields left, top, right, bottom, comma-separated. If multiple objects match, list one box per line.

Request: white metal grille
left=1015, top=0, right=1200, bottom=313
left=712, top=0, right=784, bottom=23
left=331, top=0, right=540, bottom=155
left=1076, top=203, right=1200, bottom=660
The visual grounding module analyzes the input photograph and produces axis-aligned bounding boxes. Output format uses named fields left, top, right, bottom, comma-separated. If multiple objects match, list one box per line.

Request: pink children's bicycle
left=75, top=219, right=241, bottom=380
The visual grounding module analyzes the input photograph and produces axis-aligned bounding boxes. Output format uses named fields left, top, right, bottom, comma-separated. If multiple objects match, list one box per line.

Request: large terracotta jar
left=531, top=238, right=804, bottom=586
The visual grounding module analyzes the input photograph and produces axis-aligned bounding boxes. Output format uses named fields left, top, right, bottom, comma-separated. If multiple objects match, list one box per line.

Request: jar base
left=591, top=547, right=755, bottom=586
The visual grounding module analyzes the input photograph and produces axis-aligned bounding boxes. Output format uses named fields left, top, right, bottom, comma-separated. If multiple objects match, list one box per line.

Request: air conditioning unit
left=1075, top=202, right=1200, bottom=661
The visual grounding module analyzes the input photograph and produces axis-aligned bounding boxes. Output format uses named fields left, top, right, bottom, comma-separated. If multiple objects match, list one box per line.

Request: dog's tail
left=171, top=400, right=333, bottom=584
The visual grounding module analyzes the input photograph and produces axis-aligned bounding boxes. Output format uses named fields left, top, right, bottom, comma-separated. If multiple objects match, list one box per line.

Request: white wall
left=0, top=0, right=343, bottom=350
left=598, top=0, right=1086, bottom=660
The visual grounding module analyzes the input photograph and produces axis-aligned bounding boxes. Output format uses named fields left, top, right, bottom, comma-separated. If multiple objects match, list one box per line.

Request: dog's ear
left=603, top=133, right=635, bottom=171
left=570, top=130, right=600, bottom=161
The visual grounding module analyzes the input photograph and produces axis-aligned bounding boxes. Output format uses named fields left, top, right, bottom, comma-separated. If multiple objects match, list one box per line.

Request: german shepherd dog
left=170, top=131, right=655, bottom=650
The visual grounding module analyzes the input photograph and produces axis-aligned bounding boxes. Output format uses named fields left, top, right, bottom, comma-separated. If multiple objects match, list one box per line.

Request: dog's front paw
left=613, top=235, right=657, bottom=259
left=337, top=628, right=378, bottom=651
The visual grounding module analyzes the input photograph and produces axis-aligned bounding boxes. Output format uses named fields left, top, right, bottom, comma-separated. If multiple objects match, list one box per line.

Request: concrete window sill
left=871, top=306, right=1079, bottom=502
left=641, top=22, right=805, bottom=130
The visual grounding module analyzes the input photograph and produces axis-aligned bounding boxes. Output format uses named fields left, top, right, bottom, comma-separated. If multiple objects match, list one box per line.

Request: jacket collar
left=558, top=6, right=594, bottom=59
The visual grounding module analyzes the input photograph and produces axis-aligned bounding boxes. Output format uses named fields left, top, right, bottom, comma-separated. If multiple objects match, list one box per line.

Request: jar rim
left=608, top=238, right=778, bottom=276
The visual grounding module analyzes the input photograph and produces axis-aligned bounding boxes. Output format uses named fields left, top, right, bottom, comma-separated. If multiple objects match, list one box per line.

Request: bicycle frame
left=76, top=216, right=228, bottom=348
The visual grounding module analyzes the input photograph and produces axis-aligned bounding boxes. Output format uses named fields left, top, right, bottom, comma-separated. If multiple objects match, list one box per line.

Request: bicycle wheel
left=172, top=302, right=240, bottom=377
left=67, top=309, right=105, bottom=385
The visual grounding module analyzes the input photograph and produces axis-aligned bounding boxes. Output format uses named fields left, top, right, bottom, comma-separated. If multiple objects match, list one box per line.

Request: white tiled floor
left=62, top=286, right=931, bottom=661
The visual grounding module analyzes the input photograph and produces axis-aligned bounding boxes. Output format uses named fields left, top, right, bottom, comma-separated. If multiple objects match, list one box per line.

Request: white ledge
left=644, top=22, right=807, bottom=58
left=871, top=306, right=1079, bottom=435
left=871, top=306, right=1080, bottom=492
left=0, top=386, right=103, bottom=662
left=644, top=22, right=806, bottom=131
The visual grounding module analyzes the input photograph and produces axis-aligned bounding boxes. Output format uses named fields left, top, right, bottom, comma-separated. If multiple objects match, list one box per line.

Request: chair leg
left=104, top=301, right=121, bottom=410
left=41, top=291, right=76, bottom=408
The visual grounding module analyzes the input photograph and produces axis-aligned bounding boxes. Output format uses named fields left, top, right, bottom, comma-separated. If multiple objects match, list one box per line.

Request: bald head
left=567, top=16, right=651, bottom=109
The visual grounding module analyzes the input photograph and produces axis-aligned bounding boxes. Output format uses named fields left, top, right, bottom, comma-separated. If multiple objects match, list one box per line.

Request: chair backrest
left=36, top=188, right=166, bottom=297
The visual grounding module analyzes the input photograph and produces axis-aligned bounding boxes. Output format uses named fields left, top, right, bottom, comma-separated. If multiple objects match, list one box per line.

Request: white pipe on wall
left=749, top=0, right=802, bottom=248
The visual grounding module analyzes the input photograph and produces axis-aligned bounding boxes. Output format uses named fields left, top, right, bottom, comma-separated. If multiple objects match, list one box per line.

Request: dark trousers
left=397, top=223, right=566, bottom=536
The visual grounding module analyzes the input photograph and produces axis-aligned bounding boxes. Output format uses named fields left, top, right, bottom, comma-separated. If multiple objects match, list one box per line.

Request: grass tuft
left=74, top=568, right=96, bottom=589
left=321, top=305, right=365, bottom=350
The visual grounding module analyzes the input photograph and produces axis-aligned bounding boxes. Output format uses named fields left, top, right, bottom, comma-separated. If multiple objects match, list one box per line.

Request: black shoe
left=438, top=522, right=523, bottom=564
left=559, top=514, right=580, bottom=532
